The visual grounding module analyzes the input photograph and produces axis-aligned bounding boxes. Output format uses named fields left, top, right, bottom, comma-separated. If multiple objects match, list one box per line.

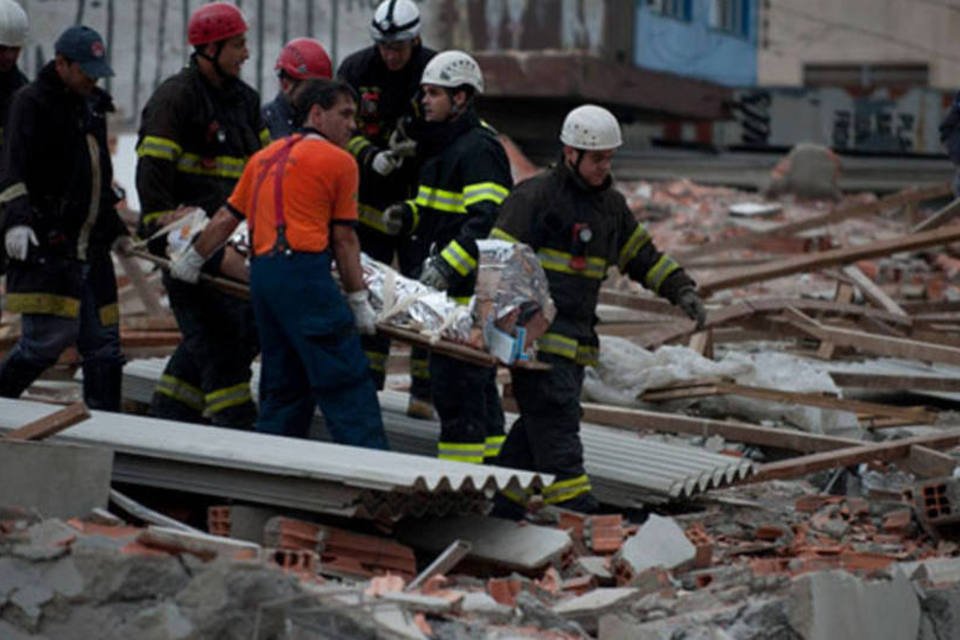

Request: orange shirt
left=227, top=133, right=358, bottom=256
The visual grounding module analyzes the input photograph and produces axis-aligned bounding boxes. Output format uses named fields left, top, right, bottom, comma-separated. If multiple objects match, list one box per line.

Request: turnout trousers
left=150, top=272, right=258, bottom=428
left=357, top=224, right=431, bottom=402
left=0, top=252, right=124, bottom=410
left=249, top=251, right=388, bottom=449
left=430, top=354, right=505, bottom=464
left=493, top=352, right=598, bottom=516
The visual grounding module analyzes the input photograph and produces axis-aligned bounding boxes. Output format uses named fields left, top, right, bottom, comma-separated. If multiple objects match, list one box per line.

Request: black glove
left=420, top=255, right=456, bottom=291
left=677, top=287, right=707, bottom=330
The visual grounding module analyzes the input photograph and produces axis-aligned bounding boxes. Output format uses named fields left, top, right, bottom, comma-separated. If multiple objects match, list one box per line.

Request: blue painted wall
left=634, top=0, right=758, bottom=87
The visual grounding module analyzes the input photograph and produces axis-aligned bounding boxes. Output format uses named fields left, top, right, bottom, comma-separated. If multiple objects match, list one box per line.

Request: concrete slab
left=397, top=516, right=572, bottom=570
left=553, top=588, right=640, bottom=618
left=788, top=569, right=921, bottom=640
left=616, top=514, right=696, bottom=575
left=0, top=440, right=112, bottom=520
left=380, top=591, right=461, bottom=614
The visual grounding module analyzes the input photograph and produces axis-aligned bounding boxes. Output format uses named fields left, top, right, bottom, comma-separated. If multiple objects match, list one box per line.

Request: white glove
left=382, top=203, right=409, bottom=236
left=170, top=245, right=205, bottom=284
left=372, top=150, right=401, bottom=176
left=419, top=259, right=450, bottom=291
left=388, top=128, right=417, bottom=158
left=4, top=225, right=38, bottom=261
left=111, top=235, right=133, bottom=256
left=346, top=289, right=377, bottom=335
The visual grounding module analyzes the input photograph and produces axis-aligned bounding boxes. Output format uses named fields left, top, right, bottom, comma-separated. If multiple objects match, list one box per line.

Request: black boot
left=0, top=350, right=49, bottom=398
left=82, top=360, right=123, bottom=412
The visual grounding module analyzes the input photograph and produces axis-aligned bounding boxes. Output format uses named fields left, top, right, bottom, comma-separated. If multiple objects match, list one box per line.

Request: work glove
left=388, top=128, right=418, bottom=158
left=170, top=245, right=205, bottom=284
left=111, top=234, right=134, bottom=256
left=677, top=287, right=707, bottom=330
left=372, top=150, right=402, bottom=176
left=346, top=289, right=377, bottom=335
left=4, top=225, right=38, bottom=261
left=419, top=257, right=451, bottom=291
left=382, top=202, right=411, bottom=236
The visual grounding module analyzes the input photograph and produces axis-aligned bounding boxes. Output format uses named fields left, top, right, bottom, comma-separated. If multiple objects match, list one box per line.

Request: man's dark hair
left=292, top=79, right=358, bottom=126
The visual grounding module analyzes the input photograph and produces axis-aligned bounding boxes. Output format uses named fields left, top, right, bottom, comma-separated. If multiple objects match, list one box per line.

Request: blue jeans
left=250, top=251, right=388, bottom=449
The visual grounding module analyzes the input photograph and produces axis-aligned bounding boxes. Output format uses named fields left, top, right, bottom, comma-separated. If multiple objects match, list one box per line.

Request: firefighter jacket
left=0, top=65, right=27, bottom=149
left=491, top=162, right=695, bottom=367
left=404, top=108, right=512, bottom=301
left=136, top=59, right=268, bottom=248
left=337, top=44, right=435, bottom=231
left=0, top=61, right=126, bottom=318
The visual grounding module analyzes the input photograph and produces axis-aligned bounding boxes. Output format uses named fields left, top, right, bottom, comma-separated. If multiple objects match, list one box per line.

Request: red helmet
left=188, top=2, right=248, bottom=47
left=275, top=38, right=332, bottom=80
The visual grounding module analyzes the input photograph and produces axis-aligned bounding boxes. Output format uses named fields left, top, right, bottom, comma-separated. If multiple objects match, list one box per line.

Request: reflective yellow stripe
left=141, top=209, right=177, bottom=227
left=156, top=374, right=204, bottom=411
left=4, top=293, right=80, bottom=319
left=259, top=128, right=271, bottom=148
left=618, top=225, right=651, bottom=271
left=440, top=240, right=476, bottom=277
left=98, top=303, right=119, bottom=327
left=137, top=135, right=183, bottom=161
left=537, top=248, right=606, bottom=279
left=0, top=182, right=27, bottom=204
left=358, top=203, right=390, bottom=233
left=410, top=357, right=430, bottom=380
left=537, top=332, right=598, bottom=366
left=415, top=185, right=467, bottom=214
left=450, top=295, right=472, bottom=305
left=484, top=434, right=506, bottom=459
left=205, top=382, right=252, bottom=415
left=408, top=200, right=420, bottom=232
left=462, top=181, right=509, bottom=207
left=489, top=227, right=519, bottom=243
left=176, top=153, right=246, bottom=179
left=543, top=474, right=592, bottom=504
left=438, top=441, right=485, bottom=464
left=365, top=350, right=387, bottom=373
left=644, top=255, right=681, bottom=293
left=501, top=487, right=530, bottom=505
left=347, top=135, right=371, bottom=157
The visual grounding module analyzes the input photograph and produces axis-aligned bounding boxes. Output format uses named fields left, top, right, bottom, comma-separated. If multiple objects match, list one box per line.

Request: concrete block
left=787, top=569, right=920, bottom=640
left=397, top=516, right=572, bottom=570
left=0, top=440, right=112, bottom=520
left=11, top=519, right=78, bottom=561
left=461, top=592, right=513, bottom=622
left=372, top=605, right=429, bottom=640
left=0, top=620, right=38, bottom=640
left=615, top=514, right=696, bottom=576
left=380, top=591, right=462, bottom=614
left=576, top=556, right=614, bottom=582
left=119, top=602, right=195, bottom=640
left=553, top=588, right=639, bottom=618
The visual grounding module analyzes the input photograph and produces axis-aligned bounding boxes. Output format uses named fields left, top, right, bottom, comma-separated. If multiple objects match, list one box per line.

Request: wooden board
left=3, top=402, right=90, bottom=441
left=828, top=371, right=960, bottom=392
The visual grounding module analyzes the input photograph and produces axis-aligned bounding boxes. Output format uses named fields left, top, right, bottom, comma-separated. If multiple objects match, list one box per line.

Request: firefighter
left=169, top=79, right=388, bottom=449
left=489, top=105, right=706, bottom=516
left=0, top=25, right=130, bottom=409
left=0, top=0, right=28, bottom=148
left=382, top=50, right=512, bottom=464
left=337, top=0, right=436, bottom=418
left=136, top=2, right=268, bottom=429
left=262, top=38, right=332, bottom=139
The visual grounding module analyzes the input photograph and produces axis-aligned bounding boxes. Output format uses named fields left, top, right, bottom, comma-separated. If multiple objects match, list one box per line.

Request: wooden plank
left=688, top=330, right=714, bottom=358
left=841, top=265, right=908, bottom=317
left=911, top=196, right=960, bottom=233
left=828, top=371, right=960, bottom=392
left=116, top=253, right=166, bottom=317
left=675, top=184, right=950, bottom=262
left=786, top=307, right=960, bottom=366
left=699, top=223, right=960, bottom=297
left=3, top=402, right=90, bottom=441
left=750, top=430, right=960, bottom=482
left=904, top=445, right=958, bottom=477
left=598, top=290, right=685, bottom=318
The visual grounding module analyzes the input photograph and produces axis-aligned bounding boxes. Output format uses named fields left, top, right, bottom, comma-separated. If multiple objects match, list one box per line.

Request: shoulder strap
left=248, top=134, right=304, bottom=255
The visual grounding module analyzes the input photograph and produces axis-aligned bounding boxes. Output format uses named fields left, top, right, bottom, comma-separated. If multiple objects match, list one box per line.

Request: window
left=709, top=0, right=751, bottom=38
left=648, top=0, right=692, bottom=21
left=804, top=63, right=929, bottom=89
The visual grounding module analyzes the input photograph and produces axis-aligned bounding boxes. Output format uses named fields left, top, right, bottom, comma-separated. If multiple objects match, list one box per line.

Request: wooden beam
left=3, top=402, right=90, bottom=441
left=904, top=445, right=958, bottom=478
left=115, top=253, right=166, bottom=317
left=750, top=430, right=960, bottom=482
left=911, top=196, right=960, bottom=233
left=699, top=223, right=960, bottom=297
left=675, top=184, right=950, bottom=262
left=828, top=371, right=960, bottom=392
left=787, top=307, right=960, bottom=366
left=841, top=265, right=907, bottom=317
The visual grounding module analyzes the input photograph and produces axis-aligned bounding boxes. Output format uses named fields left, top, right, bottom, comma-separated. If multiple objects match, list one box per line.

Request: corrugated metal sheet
left=0, top=397, right=548, bottom=520
left=123, top=359, right=753, bottom=505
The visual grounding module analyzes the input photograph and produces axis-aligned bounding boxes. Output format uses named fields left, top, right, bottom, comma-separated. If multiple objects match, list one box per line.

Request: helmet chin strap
left=195, top=41, right=231, bottom=81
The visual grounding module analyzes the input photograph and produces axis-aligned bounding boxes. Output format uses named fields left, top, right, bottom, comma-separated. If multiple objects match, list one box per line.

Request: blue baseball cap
left=54, top=26, right=114, bottom=78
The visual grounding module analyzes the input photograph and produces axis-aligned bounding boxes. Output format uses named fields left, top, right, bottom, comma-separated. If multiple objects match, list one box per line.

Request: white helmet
left=0, top=0, right=27, bottom=48
left=370, top=0, right=420, bottom=43
left=560, top=104, right=623, bottom=150
left=420, top=50, right=484, bottom=94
